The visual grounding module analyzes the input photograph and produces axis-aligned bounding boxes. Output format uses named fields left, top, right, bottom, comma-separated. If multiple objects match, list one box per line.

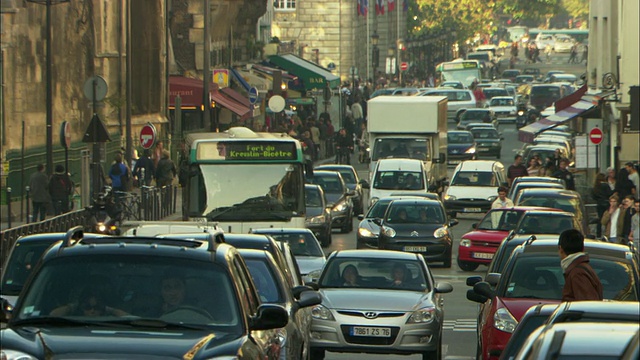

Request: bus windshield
left=190, top=163, right=304, bottom=221
left=440, top=68, right=481, bottom=88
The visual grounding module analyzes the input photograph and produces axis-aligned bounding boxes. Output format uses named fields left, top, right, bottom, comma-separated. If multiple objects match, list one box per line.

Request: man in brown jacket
left=558, top=229, right=603, bottom=301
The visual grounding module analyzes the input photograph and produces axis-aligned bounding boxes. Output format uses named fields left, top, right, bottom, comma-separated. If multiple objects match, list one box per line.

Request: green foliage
left=561, top=0, right=589, bottom=20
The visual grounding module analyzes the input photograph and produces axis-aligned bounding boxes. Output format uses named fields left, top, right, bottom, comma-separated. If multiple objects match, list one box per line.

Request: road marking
left=443, top=319, right=477, bottom=332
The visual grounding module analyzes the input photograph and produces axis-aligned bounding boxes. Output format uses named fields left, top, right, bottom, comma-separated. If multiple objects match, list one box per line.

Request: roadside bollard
left=6, top=187, right=12, bottom=228
left=25, top=186, right=31, bottom=223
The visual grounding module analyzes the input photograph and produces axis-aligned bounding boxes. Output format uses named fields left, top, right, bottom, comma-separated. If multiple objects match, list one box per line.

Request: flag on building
left=376, top=0, right=385, bottom=15
left=388, top=0, right=396, bottom=12
left=358, top=0, right=369, bottom=16
left=403, top=0, right=408, bottom=12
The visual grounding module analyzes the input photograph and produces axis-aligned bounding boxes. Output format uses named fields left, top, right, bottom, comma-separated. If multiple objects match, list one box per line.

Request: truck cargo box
left=367, top=96, right=448, bottom=134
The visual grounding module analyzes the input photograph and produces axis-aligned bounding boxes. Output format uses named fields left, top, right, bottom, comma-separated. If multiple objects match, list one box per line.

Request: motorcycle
left=86, top=186, right=123, bottom=235
left=515, top=104, right=540, bottom=129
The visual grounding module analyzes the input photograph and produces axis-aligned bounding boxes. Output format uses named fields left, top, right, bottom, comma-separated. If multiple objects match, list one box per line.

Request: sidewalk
left=1, top=156, right=339, bottom=231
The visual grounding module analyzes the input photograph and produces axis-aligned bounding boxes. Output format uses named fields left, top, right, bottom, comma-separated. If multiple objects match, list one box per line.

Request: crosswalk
left=443, top=318, right=477, bottom=332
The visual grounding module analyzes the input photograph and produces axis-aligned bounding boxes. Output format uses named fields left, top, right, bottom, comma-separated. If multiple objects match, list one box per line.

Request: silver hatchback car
left=309, top=250, right=453, bottom=360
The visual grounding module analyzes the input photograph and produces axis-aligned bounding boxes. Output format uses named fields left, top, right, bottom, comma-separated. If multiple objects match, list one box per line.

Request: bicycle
left=113, top=191, right=141, bottom=221
left=335, top=147, right=352, bottom=165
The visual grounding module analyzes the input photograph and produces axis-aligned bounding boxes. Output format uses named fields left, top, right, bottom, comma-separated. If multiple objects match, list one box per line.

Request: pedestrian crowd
left=28, top=163, right=74, bottom=222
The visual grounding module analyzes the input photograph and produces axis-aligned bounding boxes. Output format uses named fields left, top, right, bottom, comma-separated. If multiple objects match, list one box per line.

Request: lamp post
left=371, top=31, right=379, bottom=84
left=27, top=0, right=69, bottom=175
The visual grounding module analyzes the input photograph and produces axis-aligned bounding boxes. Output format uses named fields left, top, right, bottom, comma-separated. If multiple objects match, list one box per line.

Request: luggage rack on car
left=60, top=225, right=226, bottom=251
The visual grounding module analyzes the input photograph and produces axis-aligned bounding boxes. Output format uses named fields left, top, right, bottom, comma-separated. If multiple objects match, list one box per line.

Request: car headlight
left=517, top=110, right=525, bottom=116
left=97, top=223, right=107, bottom=232
left=460, top=238, right=471, bottom=247
left=493, top=307, right=518, bottom=333
left=465, top=147, right=476, bottom=154
left=433, top=227, right=448, bottom=238
left=358, top=227, right=376, bottom=238
left=307, top=269, right=323, bottom=282
left=487, top=195, right=497, bottom=202
left=369, top=197, right=379, bottom=206
left=407, top=307, right=435, bottom=323
left=0, top=350, right=38, bottom=360
left=306, top=215, right=325, bottom=224
left=311, top=304, right=335, bottom=321
left=333, top=201, right=348, bottom=212
left=275, top=328, right=287, bottom=347
left=382, top=226, right=396, bottom=238
left=444, top=194, right=456, bottom=201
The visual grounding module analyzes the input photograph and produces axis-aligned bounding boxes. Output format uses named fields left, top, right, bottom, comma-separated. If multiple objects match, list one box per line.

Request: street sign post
left=139, top=123, right=157, bottom=149
left=400, top=62, right=408, bottom=71
left=589, top=127, right=603, bottom=145
left=248, top=87, right=259, bottom=105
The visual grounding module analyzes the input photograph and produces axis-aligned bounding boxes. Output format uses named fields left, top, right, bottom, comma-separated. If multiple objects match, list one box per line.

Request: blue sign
left=249, top=87, right=259, bottom=104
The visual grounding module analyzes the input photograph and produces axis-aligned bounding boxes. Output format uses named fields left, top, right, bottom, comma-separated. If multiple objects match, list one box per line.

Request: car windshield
left=490, top=98, right=514, bottom=106
left=504, top=256, right=637, bottom=301
left=305, top=187, right=324, bottom=207
left=371, top=138, right=430, bottom=161
left=425, top=90, right=472, bottom=102
left=244, top=259, right=284, bottom=303
left=451, top=171, right=497, bottom=186
left=448, top=132, right=474, bottom=143
left=516, top=214, right=577, bottom=234
left=471, top=129, right=499, bottom=139
left=531, top=86, right=561, bottom=98
left=460, top=110, right=489, bottom=121
left=261, top=232, right=324, bottom=257
left=477, top=209, right=525, bottom=231
left=1, top=240, right=58, bottom=295
left=309, top=174, right=344, bottom=194
left=373, top=170, right=425, bottom=191
left=483, top=89, right=508, bottom=99
left=365, top=199, right=392, bottom=219
left=319, top=257, right=429, bottom=292
left=384, top=203, right=445, bottom=224
left=517, top=195, right=579, bottom=214
left=14, top=255, right=241, bottom=329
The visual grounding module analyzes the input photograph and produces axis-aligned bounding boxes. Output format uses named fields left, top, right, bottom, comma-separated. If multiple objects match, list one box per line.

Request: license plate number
left=404, top=246, right=427, bottom=252
left=463, top=208, right=482, bottom=212
left=472, top=252, right=494, bottom=259
left=350, top=326, right=391, bottom=337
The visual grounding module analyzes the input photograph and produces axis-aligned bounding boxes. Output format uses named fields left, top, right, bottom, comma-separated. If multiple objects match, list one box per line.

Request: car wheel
left=496, top=152, right=501, bottom=159
left=457, top=258, right=480, bottom=271
left=310, top=348, right=325, bottom=360
left=421, top=334, right=442, bottom=360
left=321, top=231, right=332, bottom=247
left=443, top=250, right=452, bottom=268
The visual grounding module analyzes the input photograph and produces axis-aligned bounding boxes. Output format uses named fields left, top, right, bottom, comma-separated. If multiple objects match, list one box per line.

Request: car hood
left=296, top=256, right=326, bottom=275
left=319, top=288, right=428, bottom=311
left=324, top=193, right=343, bottom=206
left=306, top=206, right=324, bottom=218
left=383, top=223, right=443, bottom=237
left=358, top=219, right=381, bottom=236
left=461, top=230, right=509, bottom=243
left=370, top=188, right=427, bottom=201
left=475, top=138, right=501, bottom=144
left=499, top=298, right=562, bottom=321
left=448, top=143, right=475, bottom=152
left=1, top=326, right=246, bottom=359
left=489, top=106, right=516, bottom=112
left=446, top=185, right=497, bottom=200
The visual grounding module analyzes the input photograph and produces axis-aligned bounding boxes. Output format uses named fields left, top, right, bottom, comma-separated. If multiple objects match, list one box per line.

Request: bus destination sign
left=197, top=141, right=298, bottom=161
left=442, top=62, right=479, bottom=70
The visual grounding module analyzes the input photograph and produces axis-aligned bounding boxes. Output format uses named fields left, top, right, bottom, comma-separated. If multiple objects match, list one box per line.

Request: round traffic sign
left=59, top=121, right=71, bottom=148
left=249, top=87, right=259, bottom=105
left=400, top=62, right=408, bottom=71
left=83, top=75, right=108, bottom=102
left=140, top=123, right=157, bottom=149
left=589, top=127, right=603, bottom=145
left=268, top=95, right=286, bottom=113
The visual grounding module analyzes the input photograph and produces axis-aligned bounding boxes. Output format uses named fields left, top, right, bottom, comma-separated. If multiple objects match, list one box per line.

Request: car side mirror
left=471, top=222, right=478, bottom=229
left=466, top=288, right=488, bottom=304
left=485, top=273, right=501, bottom=287
left=250, top=304, right=289, bottom=330
left=1, top=297, right=13, bottom=322
left=357, top=214, right=364, bottom=220
left=295, top=290, right=322, bottom=308
left=448, top=219, right=459, bottom=227
left=466, top=275, right=482, bottom=287
left=359, top=179, right=370, bottom=189
left=292, top=285, right=315, bottom=300
left=435, top=282, right=453, bottom=294
left=346, top=190, right=356, bottom=197
left=305, top=282, right=320, bottom=291
left=473, top=281, right=495, bottom=299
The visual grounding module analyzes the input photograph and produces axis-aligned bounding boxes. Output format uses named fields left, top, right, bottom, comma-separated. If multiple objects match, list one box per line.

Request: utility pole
left=203, top=0, right=211, bottom=130
left=125, top=0, right=132, bottom=167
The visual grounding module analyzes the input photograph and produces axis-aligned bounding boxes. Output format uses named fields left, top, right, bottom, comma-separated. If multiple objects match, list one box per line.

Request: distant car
left=501, top=70, right=521, bottom=83
left=469, top=127, right=503, bottom=159
left=553, top=35, right=575, bottom=53
left=250, top=228, right=327, bottom=283
left=310, top=249, right=453, bottom=360
left=529, top=84, right=564, bottom=111
left=458, top=109, right=497, bottom=130
left=443, top=160, right=508, bottom=217
left=514, top=75, right=534, bottom=85
left=529, top=135, right=572, bottom=156
left=549, top=73, right=577, bottom=85
left=315, top=164, right=369, bottom=215
left=520, top=144, right=569, bottom=169
left=522, top=68, right=542, bottom=81
left=392, top=87, right=420, bottom=96
left=482, top=87, right=510, bottom=101
left=534, top=33, right=556, bottom=50
left=370, top=88, right=396, bottom=99
left=439, top=80, right=465, bottom=89
left=507, top=181, right=565, bottom=201
left=468, top=239, right=640, bottom=360
left=509, top=176, right=565, bottom=191
left=356, top=196, right=425, bottom=249
left=466, top=123, right=499, bottom=132
left=377, top=198, right=458, bottom=267
left=487, top=96, right=517, bottom=123
left=420, top=89, right=477, bottom=121
left=304, top=184, right=332, bottom=246
left=545, top=300, right=640, bottom=326
left=307, top=170, right=355, bottom=233
left=448, top=130, right=477, bottom=164
left=543, top=70, right=565, bottom=83
left=514, top=188, right=589, bottom=235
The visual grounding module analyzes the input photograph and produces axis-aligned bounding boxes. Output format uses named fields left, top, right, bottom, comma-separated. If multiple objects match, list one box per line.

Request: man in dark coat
left=553, top=158, right=576, bottom=190
left=49, top=164, right=73, bottom=215
left=558, top=229, right=603, bottom=301
left=133, top=149, right=155, bottom=187
left=29, top=164, right=50, bottom=221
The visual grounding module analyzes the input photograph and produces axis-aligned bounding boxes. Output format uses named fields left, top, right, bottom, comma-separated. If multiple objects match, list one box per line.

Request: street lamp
left=27, top=0, right=70, bottom=175
left=371, top=31, right=379, bottom=81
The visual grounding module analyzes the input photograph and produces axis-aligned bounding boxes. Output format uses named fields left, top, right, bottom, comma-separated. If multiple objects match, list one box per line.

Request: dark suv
left=0, top=227, right=291, bottom=359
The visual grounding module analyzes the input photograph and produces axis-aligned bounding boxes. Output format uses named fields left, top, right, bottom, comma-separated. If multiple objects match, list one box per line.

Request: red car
left=457, top=206, right=562, bottom=271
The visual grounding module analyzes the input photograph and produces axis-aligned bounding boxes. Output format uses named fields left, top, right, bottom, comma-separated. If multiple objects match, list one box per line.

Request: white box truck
left=367, top=96, right=448, bottom=193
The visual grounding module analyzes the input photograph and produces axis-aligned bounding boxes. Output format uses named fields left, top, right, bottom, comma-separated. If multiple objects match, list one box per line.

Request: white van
left=442, top=160, right=507, bottom=217
left=369, top=158, right=431, bottom=206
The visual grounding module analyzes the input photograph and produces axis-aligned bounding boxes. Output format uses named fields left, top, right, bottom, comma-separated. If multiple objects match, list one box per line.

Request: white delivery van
left=369, top=158, right=430, bottom=206
left=442, top=160, right=508, bottom=217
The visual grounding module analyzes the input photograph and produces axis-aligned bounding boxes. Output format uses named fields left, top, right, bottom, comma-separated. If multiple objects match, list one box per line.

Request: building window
left=274, top=0, right=295, bottom=11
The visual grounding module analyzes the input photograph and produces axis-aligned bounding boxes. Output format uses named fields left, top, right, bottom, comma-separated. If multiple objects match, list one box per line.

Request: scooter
left=515, top=104, right=540, bottom=129
left=86, top=186, right=122, bottom=235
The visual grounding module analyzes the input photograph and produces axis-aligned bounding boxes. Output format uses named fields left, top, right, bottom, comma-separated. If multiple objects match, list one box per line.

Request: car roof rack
left=60, top=225, right=85, bottom=250
left=524, top=235, right=537, bottom=246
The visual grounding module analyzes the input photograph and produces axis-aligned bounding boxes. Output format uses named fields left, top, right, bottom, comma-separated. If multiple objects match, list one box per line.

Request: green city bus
left=182, top=127, right=306, bottom=232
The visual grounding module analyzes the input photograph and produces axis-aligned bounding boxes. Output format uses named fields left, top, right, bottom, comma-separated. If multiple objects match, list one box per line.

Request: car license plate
left=449, top=160, right=461, bottom=164
left=404, top=246, right=427, bottom=252
left=472, top=252, right=494, bottom=259
left=463, top=208, right=482, bottom=212
left=350, top=326, right=391, bottom=337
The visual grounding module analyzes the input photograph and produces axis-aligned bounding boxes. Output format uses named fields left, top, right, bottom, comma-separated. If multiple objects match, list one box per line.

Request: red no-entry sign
left=140, top=123, right=157, bottom=149
left=400, top=62, right=408, bottom=71
left=589, top=127, right=603, bottom=145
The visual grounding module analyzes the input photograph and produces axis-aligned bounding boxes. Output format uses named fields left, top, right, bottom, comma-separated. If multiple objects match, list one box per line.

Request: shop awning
left=169, top=76, right=252, bottom=119
left=251, top=65, right=298, bottom=82
left=268, top=54, right=340, bottom=90
left=230, top=68, right=252, bottom=93
left=518, top=96, right=596, bottom=143
left=210, top=90, right=251, bottom=120
left=236, top=70, right=272, bottom=93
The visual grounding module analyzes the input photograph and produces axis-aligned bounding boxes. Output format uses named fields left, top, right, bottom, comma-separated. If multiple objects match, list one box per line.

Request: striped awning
left=518, top=97, right=597, bottom=143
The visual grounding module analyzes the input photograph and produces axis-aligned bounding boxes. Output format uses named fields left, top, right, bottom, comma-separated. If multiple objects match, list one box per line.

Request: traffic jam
left=2, top=5, right=640, bottom=360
